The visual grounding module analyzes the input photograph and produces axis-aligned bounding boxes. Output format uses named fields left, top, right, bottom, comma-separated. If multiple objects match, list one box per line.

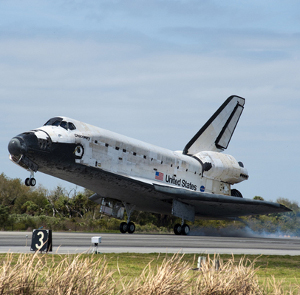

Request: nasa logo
left=200, top=185, right=205, bottom=192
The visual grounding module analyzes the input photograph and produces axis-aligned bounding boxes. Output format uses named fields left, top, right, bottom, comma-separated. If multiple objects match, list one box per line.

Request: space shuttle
left=8, top=95, right=290, bottom=235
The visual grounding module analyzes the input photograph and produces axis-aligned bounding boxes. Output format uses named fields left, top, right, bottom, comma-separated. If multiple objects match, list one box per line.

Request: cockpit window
left=53, top=120, right=61, bottom=127
left=68, top=122, right=76, bottom=130
left=44, top=117, right=63, bottom=126
left=44, top=117, right=76, bottom=130
left=60, top=121, right=68, bottom=130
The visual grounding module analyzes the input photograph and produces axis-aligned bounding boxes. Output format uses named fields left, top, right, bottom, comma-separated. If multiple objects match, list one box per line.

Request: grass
left=0, top=252, right=300, bottom=294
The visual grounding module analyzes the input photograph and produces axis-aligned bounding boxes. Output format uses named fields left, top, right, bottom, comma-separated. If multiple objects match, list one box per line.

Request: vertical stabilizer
left=183, top=95, right=245, bottom=155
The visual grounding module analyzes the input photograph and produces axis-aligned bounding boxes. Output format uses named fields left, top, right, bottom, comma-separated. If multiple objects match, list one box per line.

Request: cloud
left=1, top=35, right=299, bottom=140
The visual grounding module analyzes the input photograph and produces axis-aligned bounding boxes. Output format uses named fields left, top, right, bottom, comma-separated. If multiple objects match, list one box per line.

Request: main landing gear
left=119, top=203, right=136, bottom=234
left=25, top=171, right=36, bottom=187
left=120, top=221, right=136, bottom=234
left=174, top=221, right=190, bottom=235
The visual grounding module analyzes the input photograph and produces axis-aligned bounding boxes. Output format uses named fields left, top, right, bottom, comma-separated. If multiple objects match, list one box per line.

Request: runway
left=0, top=231, right=300, bottom=255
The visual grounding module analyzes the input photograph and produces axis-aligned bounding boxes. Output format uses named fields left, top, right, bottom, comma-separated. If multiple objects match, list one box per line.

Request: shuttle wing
left=120, top=175, right=290, bottom=218
left=153, top=184, right=291, bottom=218
left=183, top=95, right=245, bottom=154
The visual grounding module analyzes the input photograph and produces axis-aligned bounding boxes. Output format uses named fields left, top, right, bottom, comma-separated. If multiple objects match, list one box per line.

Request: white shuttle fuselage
left=42, top=119, right=247, bottom=194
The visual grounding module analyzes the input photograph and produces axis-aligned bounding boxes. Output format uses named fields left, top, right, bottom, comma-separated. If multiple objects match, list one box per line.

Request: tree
left=21, top=201, right=39, bottom=216
left=46, top=186, right=66, bottom=217
left=276, top=198, right=299, bottom=213
left=0, top=205, right=9, bottom=229
left=0, top=173, right=30, bottom=207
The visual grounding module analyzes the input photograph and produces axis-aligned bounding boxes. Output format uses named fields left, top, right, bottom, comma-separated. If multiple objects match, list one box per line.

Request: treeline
left=0, top=173, right=299, bottom=235
left=0, top=173, right=175, bottom=232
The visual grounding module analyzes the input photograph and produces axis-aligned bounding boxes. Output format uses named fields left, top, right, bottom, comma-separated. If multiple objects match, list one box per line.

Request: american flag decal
left=155, top=171, right=164, bottom=181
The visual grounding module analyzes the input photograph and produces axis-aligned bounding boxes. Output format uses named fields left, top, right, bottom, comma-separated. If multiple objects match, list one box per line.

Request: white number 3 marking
left=35, top=231, right=44, bottom=249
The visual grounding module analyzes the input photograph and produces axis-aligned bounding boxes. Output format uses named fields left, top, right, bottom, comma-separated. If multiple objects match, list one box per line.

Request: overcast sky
left=1, top=0, right=300, bottom=204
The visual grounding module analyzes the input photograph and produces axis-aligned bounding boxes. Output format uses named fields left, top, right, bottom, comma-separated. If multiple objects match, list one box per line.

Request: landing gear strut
left=119, top=203, right=136, bottom=234
left=25, top=171, right=36, bottom=187
left=174, top=220, right=190, bottom=235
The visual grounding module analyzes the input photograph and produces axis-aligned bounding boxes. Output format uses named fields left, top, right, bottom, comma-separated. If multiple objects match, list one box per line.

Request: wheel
left=174, top=223, right=182, bottom=235
left=181, top=224, right=190, bottom=235
left=30, top=178, right=36, bottom=187
left=25, top=178, right=30, bottom=186
left=120, top=222, right=128, bottom=233
left=127, top=222, right=135, bottom=234
left=231, top=189, right=243, bottom=198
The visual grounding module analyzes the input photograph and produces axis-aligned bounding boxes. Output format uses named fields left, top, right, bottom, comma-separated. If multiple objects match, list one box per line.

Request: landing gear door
left=100, top=199, right=125, bottom=220
left=172, top=200, right=195, bottom=222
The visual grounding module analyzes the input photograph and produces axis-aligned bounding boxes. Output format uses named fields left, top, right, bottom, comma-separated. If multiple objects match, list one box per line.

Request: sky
left=1, top=0, right=300, bottom=204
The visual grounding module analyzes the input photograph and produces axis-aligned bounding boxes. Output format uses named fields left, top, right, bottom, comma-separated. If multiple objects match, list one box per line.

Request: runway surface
left=0, top=231, right=300, bottom=255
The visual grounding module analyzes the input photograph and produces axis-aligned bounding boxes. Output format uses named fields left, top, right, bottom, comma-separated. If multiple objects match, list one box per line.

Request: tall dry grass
left=0, top=252, right=299, bottom=294
left=121, top=253, right=191, bottom=294
left=0, top=252, right=41, bottom=294
left=263, top=276, right=300, bottom=295
left=0, top=252, right=116, bottom=295
left=191, top=255, right=261, bottom=295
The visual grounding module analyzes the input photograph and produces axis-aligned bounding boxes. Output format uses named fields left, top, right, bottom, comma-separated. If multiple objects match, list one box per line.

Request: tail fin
left=183, top=95, right=245, bottom=155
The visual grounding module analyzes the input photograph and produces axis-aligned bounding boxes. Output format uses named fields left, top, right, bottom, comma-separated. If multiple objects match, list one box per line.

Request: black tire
left=181, top=224, right=190, bottom=235
left=30, top=178, right=36, bottom=187
left=174, top=223, right=182, bottom=235
left=120, top=222, right=128, bottom=233
left=25, top=178, right=30, bottom=186
left=231, top=189, right=243, bottom=198
left=127, top=222, right=135, bottom=234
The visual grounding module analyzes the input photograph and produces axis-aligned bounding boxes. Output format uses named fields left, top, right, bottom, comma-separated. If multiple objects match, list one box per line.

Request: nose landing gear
left=25, top=171, right=36, bottom=187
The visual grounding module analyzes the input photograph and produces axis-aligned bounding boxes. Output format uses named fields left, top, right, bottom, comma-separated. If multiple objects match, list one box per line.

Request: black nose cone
left=8, top=137, right=27, bottom=156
